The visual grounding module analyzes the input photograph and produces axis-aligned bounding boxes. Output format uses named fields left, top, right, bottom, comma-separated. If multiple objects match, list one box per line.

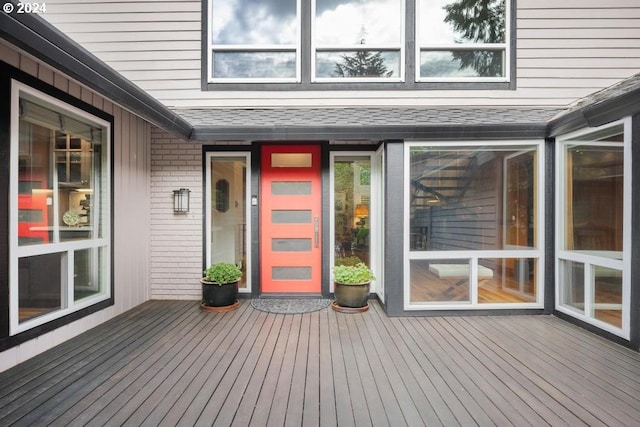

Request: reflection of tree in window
left=444, top=0, right=505, bottom=76
left=334, top=50, right=393, bottom=77
left=333, top=32, right=393, bottom=78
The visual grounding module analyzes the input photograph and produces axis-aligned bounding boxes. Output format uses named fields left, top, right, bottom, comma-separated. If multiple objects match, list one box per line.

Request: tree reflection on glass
left=334, top=50, right=393, bottom=78
left=443, top=0, right=506, bottom=76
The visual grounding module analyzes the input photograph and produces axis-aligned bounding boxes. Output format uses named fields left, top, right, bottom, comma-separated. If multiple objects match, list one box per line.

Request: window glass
left=563, top=135, right=623, bottom=255
left=409, top=146, right=537, bottom=251
left=314, top=0, right=403, bottom=80
left=417, top=0, right=507, bottom=79
left=212, top=52, right=297, bottom=79
left=18, top=253, right=64, bottom=323
left=316, top=51, right=401, bottom=78
left=18, top=94, right=104, bottom=247
left=557, top=123, right=627, bottom=335
left=315, top=0, right=402, bottom=45
left=593, top=266, right=622, bottom=328
left=13, top=84, right=110, bottom=330
left=420, top=50, right=505, bottom=78
left=334, top=157, right=371, bottom=267
left=207, top=0, right=511, bottom=84
left=211, top=0, right=297, bottom=45
left=410, top=259, right=471, bottom=303
left=210, top=156, right=249, bottom=289
left=559, top=260, right=585, bottom=314
left=408, top=143, right=541, bottom=308
left=210, top=0, right=299, bottom=80
left=478, top=258, right=536, bottom=304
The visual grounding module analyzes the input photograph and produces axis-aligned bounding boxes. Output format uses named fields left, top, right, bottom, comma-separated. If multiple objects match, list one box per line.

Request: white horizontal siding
left=0, top=40, right=152, bottom=372
left=40, top=0, right=640, bottom=108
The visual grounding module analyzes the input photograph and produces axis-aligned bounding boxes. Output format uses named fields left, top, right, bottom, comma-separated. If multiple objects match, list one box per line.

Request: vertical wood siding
left=39, top=0, right=640, bottom=108
left=0, top=41, right=151, bottom=372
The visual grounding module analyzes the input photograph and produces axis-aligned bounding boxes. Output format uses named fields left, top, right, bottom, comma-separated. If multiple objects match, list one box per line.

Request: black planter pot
left=201, top=279, right=238, bottom=309
left=334, top=281, right=370, bottom=308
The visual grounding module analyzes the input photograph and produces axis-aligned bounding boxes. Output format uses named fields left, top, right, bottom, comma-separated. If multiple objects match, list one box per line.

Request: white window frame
left=206, top=0, right=511, bottom=86
left=208, top=0, right=302, bottom=83
left=414, top=0, right=510, bottom=83
left=311, top=0, right=405, bottom=83
left=555, top=119, right=631, bottom=339
left=9, top=81, right=111, bottom=335
left=404, top=140, right=545, bottom=311
left=329, top=151, right=382, bottom=294
left=205, top=151, right=252, bottom=293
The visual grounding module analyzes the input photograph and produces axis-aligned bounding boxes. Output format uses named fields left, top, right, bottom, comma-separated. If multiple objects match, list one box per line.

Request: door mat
left=251, top=298, right=331, bottom=314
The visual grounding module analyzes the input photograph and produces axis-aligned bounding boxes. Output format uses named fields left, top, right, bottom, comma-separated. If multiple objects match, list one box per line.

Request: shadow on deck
left=1, top=300, right=639, bottom=426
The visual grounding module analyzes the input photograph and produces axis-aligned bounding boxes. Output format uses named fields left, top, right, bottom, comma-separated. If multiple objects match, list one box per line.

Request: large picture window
left=205, top=0, right=512, bottom=88
left=405, top=142, right=543, bottom=309
left=556, top=121, right=630, bottom=337
left=10, top=81, right=111, bottom=334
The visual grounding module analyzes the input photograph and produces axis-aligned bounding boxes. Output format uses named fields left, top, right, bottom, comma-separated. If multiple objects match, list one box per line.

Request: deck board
left=1, top=299, right=639, bottom=427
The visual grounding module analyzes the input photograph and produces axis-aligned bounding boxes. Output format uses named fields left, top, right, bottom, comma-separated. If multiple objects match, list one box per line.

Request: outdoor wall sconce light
left=173, top=188, right=190, bottom=214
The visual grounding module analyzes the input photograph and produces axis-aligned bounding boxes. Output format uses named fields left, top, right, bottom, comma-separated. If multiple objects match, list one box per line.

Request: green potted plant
left=201, top=262, right=242, bottom=312
left=332, top=262, right=375, bottom=313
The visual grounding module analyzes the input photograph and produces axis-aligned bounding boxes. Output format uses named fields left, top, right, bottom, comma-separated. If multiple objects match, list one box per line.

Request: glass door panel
left=208, top=154, right=249, bottom=289
left=333, top=156, right=371, bottom=267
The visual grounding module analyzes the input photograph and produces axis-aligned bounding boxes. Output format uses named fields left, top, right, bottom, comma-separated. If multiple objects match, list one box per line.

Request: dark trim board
left=0, top=61, right=115, bottom=352
left=544, top=138, right=555, bottom=314
left=201, top=0, right=517, bottom=93
left=383, top=140, right=405, bottom=316
left=0, top=67, right=12, bottom=345
left=189, top=123, right=549, bottom=143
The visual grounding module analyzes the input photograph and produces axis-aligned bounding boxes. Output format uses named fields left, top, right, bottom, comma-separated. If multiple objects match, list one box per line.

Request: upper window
left=209, top=0, right=300, bottom=81
left=417, top=0, right=507, bottom=81
left=314, top=0, right=404, bottom=81
left=205, top=0, right=512, bottom=88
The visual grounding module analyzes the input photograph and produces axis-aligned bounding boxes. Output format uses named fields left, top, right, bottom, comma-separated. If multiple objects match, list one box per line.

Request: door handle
left=314, top=217, right=319, bottom=248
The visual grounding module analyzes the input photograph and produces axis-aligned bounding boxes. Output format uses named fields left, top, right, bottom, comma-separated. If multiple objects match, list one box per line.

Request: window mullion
left=301, top=0, right=311, bottom=84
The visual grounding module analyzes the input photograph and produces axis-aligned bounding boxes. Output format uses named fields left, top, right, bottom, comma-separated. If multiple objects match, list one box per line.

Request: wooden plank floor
left=1, top=300, right=639, bottom=426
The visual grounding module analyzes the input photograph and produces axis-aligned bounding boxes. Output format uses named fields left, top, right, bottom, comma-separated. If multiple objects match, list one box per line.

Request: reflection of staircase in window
left=411, top=153, right=477, bottom=206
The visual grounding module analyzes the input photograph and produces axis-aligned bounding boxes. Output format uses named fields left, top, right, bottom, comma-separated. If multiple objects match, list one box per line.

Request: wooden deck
left=1, top=300, right=639, bottom=426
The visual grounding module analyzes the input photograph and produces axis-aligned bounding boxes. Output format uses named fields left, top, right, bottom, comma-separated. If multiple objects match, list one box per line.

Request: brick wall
left=150, top=128, right=203, bottom=299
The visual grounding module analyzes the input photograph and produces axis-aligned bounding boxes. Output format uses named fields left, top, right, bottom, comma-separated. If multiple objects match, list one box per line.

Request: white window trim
left=403, top=140, right=545, bottom=311
left=555, top=119, right=631, bottom=339
left=329, top=151, right=381, bottom=294
left=414, top=0, right=511, bottom=83
left=9, top=80, right=112, bottom=335
left=311, top=0, right=406, bottom=83
left=205, top=151, right=252, bottom=293
left=208, top=0, right=302, bottom=83
left=206, top=0, right=510, bottom=85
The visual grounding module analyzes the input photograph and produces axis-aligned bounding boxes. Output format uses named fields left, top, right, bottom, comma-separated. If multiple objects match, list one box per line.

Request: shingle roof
left=175, top=106, right=562, bottom=141
left=176, top=106, right=558, bottom=127
left=548, top=72, right=640, bottom=136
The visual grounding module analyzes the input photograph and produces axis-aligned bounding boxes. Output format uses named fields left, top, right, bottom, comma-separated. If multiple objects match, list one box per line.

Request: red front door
left=260, top=145, right=322, bottom=293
